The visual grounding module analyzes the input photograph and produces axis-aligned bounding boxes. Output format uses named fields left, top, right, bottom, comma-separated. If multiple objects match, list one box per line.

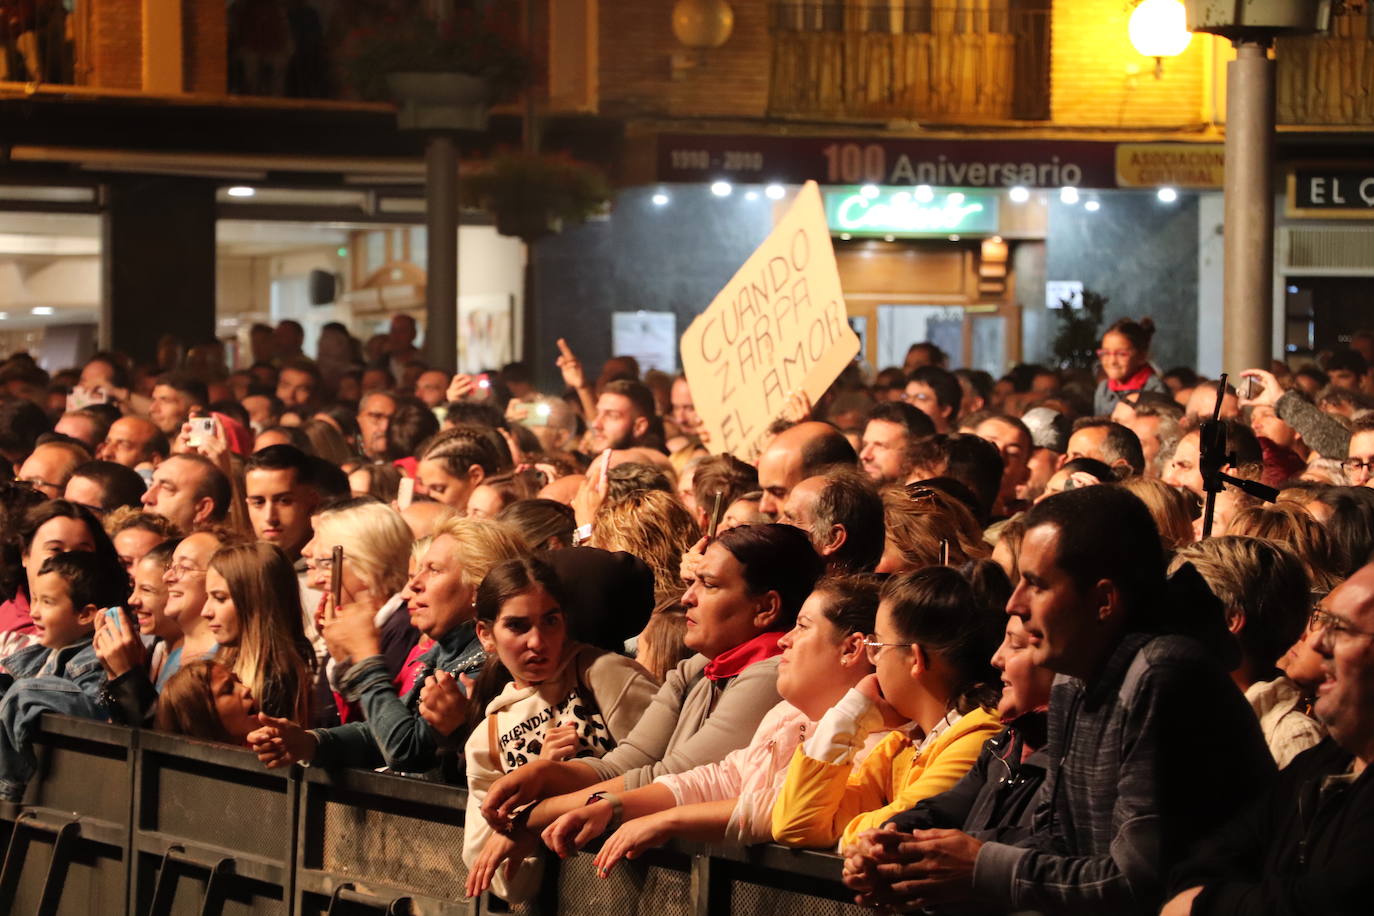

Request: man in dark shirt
left=844, top=486, right=1274, bottom=915
left=1162, top=562, right=1374, bottom=916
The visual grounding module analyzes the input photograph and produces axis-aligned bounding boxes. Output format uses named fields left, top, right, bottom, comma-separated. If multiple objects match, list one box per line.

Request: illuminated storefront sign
left=823, top=186, right=999, bottom=237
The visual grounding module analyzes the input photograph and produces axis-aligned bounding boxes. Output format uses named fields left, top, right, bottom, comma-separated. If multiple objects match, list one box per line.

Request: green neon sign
left=823, top=186, right=1000, bottom=236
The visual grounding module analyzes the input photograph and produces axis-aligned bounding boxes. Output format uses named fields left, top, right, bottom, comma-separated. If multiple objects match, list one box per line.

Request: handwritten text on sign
left=682, top=181, right=860, bottom=462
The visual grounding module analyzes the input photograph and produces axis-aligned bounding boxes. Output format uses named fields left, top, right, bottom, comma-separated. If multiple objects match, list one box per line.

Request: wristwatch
left=586, top=790, right=624, bottom=833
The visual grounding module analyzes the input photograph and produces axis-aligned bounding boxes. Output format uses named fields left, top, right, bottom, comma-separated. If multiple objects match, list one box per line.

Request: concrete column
left=102, top=178, right=217, bottom=363
left=1222, top=40, right=1276, bottom=375
left=424, top=134, right=459, bottom=373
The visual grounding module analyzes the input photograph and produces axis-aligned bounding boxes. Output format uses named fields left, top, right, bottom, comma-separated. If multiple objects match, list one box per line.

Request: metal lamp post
left=1184, top=0, right=1330, bottom=375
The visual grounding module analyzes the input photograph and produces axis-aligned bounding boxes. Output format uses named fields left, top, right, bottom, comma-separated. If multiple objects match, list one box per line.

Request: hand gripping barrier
left=0, top=715, right=866, bottom=915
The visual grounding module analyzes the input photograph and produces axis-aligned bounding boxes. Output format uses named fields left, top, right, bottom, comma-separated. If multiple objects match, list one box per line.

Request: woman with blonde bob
left=304, top=498, right=419, bottom=725
left=204, top=542, right=317, bottom=723
left=1117, top=476, right=1194, bottom=553
left=248, top=517, right=529, bottom=775
left=155, top=659, right=261, bottom=746
left=591, top=489, right=700, bottom=607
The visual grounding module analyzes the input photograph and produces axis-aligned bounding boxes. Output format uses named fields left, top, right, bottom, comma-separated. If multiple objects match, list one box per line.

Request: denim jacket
left=0, top=637, right=110, bottom=800
left=308, top=620, right=486, bottom=777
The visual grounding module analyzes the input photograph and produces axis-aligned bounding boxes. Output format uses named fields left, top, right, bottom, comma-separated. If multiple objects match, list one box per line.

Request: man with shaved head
left=96, top=416, right=168, bottom=470
left=756, top=420, right=857, bottom=518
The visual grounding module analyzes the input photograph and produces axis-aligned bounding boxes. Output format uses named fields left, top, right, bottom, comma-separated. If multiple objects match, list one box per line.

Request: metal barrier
left=0, top=715, right=864, bottom=916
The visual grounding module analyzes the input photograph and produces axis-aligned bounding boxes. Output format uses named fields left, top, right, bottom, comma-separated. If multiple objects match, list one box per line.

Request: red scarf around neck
left=1107, top=364, right=1156, bottom=393
left=703, top=631, right=784, bottom=682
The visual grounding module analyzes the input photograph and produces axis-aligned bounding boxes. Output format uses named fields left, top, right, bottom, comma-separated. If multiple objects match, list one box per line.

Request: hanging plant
left=463, top=152, right=612, bottom=242
left=341, top=4, right=532, bottom=102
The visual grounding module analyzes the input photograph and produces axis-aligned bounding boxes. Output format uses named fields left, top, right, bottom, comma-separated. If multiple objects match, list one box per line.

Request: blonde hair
left=881, top=485, right=989, bottom=572
left=313, top=499, right=414, bottom=599
left=1169, top=536, right=1310, bottom=670
left=429, top=515, right=529, bottom=590
left=1226, top=502, right=1340, bottom=591
left=1117, top=477, right=1194, bottom=552
left=208, top=542, right=315, bottom=723
left=591, top=489, right=699, bottom=606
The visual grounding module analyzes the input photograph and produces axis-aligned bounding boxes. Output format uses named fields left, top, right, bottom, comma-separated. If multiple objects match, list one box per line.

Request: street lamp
left=1129, top=0, right=1193, bottom=78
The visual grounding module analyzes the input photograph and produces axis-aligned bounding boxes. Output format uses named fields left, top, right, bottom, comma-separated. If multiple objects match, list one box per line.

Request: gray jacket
left=971, top=631, right=1275, bottom=915
left=579, top=654, right=782, bottom=790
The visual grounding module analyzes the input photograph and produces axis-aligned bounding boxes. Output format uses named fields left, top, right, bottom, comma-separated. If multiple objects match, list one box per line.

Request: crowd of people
left=1, top=311, right=1373, bottom=915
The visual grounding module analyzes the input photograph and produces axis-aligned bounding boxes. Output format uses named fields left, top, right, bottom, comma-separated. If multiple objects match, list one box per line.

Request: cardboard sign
left=681, top=181, right=860, bottom=462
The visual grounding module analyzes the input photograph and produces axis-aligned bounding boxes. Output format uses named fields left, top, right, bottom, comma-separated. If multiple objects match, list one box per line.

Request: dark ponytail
left=1104, top=317, right=1156, bottom=354
left=879, top=564, right=1006, bottom=715
left=463, top=556, right=567, bottom=733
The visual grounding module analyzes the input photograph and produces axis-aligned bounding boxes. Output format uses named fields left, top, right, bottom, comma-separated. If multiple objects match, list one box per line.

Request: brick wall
left=86, top=0, right=225, bottom=93
left=1050, top=0, right=1207, bottom=127
left=184, top=0, right=227, bottom=93
left=89, top=0, right=143, bottom=90
left=598, top=0, right=769, bottom=118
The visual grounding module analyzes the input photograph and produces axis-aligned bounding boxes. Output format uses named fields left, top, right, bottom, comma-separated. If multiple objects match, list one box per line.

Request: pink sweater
left=654, top=700, right=885, bottom=845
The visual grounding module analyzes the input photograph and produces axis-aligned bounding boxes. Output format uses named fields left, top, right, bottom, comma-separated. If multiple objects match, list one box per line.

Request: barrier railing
left=0, top=715, right=862, bottom=916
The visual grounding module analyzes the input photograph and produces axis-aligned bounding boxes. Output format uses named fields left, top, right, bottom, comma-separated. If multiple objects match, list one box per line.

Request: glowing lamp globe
left=1130, top=0, right=1194, bottom=62
left=672, top=0, right=735, bottom=49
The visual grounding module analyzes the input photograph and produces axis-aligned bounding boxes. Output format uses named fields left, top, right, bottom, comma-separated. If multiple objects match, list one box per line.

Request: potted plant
left=463, top=152, right=612, bottom=242
left=343, top=4, right=532, bottom=130
left=1051, top=288, right=1108, bottom=370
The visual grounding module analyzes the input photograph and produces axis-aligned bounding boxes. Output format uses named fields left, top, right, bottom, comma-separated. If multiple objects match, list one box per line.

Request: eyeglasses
left=903, top=391, right=935, bottom=404
left=1311, top=606, right=1374, bottom=642
left=1096, top=349, right=1135, bottom=360
left=166, top=560, right=205, bottom=580
left=1340, top=457, right=1374, bottom=474
left=863, top=637, right=916, bottom=663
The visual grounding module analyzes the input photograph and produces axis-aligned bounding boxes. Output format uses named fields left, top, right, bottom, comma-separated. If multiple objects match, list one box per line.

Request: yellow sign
left=681, top=181, right=860, bottom=462
left=1115, top=143, right=1224, bottom=188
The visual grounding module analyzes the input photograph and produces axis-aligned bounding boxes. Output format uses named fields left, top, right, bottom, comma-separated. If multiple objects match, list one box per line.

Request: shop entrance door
left=876, top=304, right=1008, bottom=375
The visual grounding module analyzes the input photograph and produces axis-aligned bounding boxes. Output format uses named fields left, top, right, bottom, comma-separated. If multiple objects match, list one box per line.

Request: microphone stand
left=1199, top=372, right=1280, bottom=539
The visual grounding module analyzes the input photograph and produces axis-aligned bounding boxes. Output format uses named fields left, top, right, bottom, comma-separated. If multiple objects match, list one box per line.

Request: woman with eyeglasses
left=771, top=562, right=1008, bottom=850
left=532, top=575, right=882, bottom=886
left=98, top=528, right=230, bottom=726
left=1092, top=317, right=1168, bottom=418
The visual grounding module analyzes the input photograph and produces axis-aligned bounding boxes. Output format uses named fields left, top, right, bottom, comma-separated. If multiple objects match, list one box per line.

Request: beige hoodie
left=462, top=643, right=656, bottom=903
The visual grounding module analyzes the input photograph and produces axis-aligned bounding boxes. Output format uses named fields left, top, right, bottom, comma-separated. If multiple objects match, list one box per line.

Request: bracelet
left=573, top=523, right=593, bottom=546
left=586, top=790, right=624, bottom=833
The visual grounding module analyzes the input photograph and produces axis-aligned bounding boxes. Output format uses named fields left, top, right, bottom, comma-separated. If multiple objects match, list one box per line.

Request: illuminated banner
left=658, top=134, right=1118, bottom=188
left=823, top=186, right=999, bottom=237
left=1116, top=143, right=1224, bottom=188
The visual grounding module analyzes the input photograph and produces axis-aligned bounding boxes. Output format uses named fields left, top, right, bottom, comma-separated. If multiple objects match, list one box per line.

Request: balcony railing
left=1276, top=11, right=1374, bottom=126
left=0, top=0, right=76, bottom=84
left=769, top=1, right=1051, bottom=123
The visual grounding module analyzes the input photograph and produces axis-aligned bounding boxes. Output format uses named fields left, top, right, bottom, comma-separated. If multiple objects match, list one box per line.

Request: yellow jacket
left=771, top=704, right=1002, bottom=850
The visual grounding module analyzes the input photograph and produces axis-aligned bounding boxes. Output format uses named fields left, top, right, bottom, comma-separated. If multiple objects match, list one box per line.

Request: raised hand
left=418, top=669, right=475, bottom=737
left=555, top=338, right=587, bottom=391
